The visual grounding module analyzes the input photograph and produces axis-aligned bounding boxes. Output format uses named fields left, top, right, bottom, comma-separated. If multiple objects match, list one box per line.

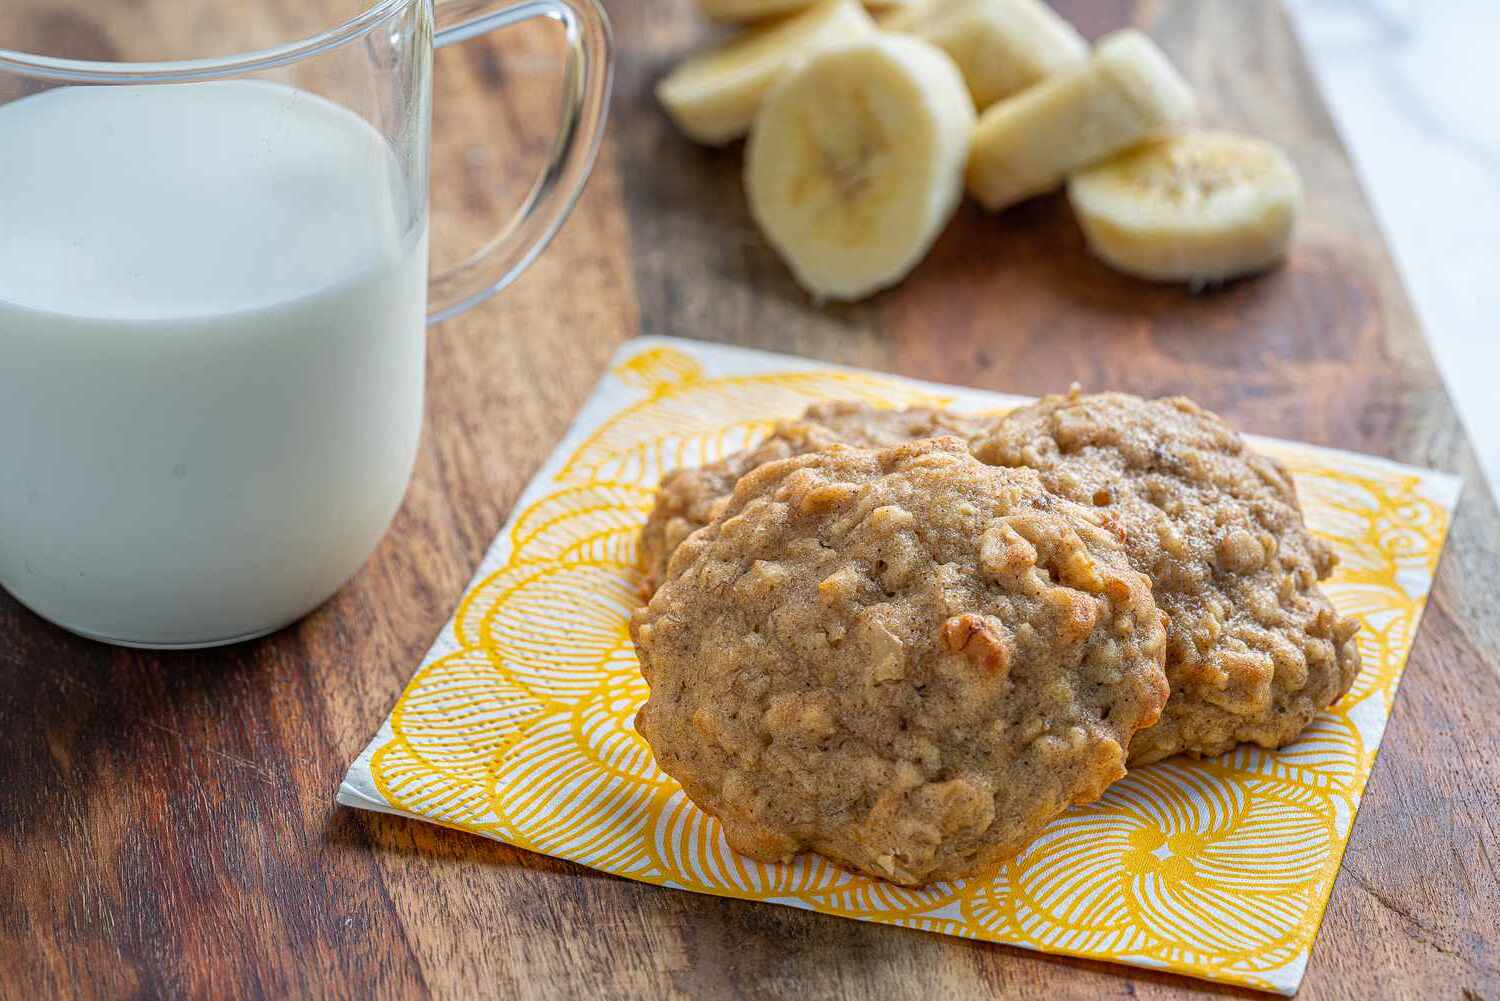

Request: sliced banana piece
left=745, top=34, right=976, bottom=301
left=966, top=29, right=1195, bottom=211
left=1068, top=131, right=1303, bottom=284
left=879, top=0, right=1087, bottom=109
left=659, top=0, right=875, bottom=146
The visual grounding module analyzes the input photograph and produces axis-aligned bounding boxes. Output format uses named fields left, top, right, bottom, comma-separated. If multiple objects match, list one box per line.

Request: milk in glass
left=0, top=81, right=428, bottom=646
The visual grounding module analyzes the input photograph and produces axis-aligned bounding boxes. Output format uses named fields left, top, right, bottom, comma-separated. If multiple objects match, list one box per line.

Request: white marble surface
left=1287, top=0, right=1500, bottom=491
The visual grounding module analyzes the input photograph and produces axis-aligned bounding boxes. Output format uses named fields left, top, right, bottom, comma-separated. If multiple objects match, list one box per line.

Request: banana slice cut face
left=966, top=29, right=1195, bottom=211
left=659, top=0, right=876, bottom=146
left=879, top=0, right=1087, bottom=109
left=745, top=34, right=976, bottom=301
left=1068, top=131, right=1303, bottom=284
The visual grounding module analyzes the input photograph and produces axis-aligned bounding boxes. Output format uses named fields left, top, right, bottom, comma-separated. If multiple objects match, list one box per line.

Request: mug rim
left=0, top=0, right=413, bottom=83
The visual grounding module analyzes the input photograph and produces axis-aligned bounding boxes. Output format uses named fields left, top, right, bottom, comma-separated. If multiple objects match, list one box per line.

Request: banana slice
left=1068, top=131, right=1303, bottom=284
left=966, top=29, right=1195, bottom=211
left=658, top=0, right=875, bottom=145
left=879, top=0, right=1087, bottom=109
left=745, top=35, right=976, bottom=301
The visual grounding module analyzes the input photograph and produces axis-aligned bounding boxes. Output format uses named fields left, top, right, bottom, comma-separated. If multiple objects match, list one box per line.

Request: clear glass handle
left=427, top=0, right=612, bottom=324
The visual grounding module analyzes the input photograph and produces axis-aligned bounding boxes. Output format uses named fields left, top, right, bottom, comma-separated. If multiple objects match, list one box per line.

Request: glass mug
left=0, top=0, right=611, bottom=648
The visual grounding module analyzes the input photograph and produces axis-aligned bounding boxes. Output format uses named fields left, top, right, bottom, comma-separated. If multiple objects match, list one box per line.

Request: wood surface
left=3, top=1, right=1498, bottom=998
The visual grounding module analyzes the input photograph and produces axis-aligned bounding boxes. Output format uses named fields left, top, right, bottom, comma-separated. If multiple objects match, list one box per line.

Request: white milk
left=0, top=81, right=428, bottom=647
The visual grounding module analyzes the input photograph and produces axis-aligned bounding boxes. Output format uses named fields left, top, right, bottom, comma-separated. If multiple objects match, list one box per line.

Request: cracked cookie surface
left=631, top=439, right=1168, bottom=885
left=972, top=389, right=1361, bottom=764
left=637, top=402, right=992, bottom=596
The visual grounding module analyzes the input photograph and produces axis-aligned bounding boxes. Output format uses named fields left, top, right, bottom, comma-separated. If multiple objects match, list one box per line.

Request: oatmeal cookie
left=972, top=389, right=1361, bottom=764
left=631, top=439, right=1168, bottom=885
left=637, top=401, right=991, bottom=595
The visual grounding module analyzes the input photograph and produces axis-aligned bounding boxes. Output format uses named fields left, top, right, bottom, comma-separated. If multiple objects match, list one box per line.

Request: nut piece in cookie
left=973, top=389, right=1361, bottom=764
left=636, top=401, right=993, bottom=597
left=631, top=439, right=1168, bottom=886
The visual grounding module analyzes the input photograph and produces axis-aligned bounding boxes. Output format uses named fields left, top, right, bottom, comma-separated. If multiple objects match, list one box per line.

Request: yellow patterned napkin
left=340, top=337, right=1460, bottom=995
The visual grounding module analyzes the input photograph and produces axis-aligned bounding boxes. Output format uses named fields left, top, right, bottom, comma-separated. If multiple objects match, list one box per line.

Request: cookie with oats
left=631, top=438, right=1168, bottom=885
left=973, top=389, right=1361, bottom=764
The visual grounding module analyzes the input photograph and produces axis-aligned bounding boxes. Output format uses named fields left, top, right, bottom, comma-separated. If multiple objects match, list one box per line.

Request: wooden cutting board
left=3, top=1, right=1497, bottom=998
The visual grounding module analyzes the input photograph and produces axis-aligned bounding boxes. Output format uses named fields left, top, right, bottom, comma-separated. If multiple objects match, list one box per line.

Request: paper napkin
left=340, top=336, right=1460, bottom=995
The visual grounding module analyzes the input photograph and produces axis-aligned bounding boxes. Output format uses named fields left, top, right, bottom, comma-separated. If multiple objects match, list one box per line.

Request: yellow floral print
left=347, top=338, right=1458, bottom=996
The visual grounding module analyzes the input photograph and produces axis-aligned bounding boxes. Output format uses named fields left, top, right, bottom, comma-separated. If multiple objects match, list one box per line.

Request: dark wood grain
left=3, top=1, right=1498, bottom=999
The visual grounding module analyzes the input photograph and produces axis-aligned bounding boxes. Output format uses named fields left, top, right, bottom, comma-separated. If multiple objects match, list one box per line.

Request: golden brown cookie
left=632, top=439, right=1168, bottom=885
left=637, top=401, right=991, bottom=596
left=972, top=389, right=1361, bottom=764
